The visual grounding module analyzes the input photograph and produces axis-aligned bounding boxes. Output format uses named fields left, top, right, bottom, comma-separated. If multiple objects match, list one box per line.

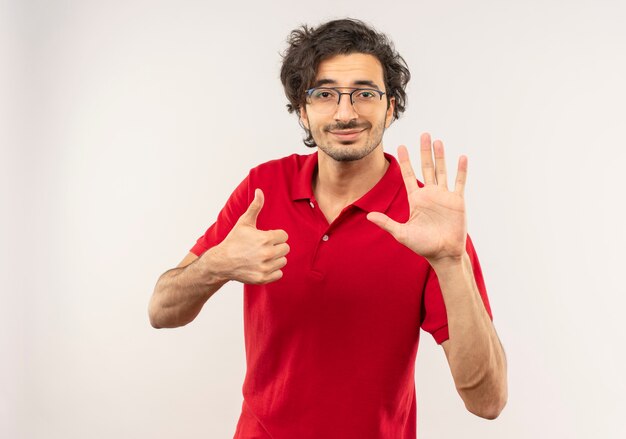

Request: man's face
left=299, top=53, right=395, bottom=162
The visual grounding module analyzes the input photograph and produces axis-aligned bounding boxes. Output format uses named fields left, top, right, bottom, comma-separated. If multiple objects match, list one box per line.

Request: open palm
left=367, top=133, right=468, bottom=263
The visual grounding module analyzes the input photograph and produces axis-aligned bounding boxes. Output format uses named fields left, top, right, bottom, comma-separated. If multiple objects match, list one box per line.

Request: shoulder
left=249, top=152, right=315, bottom=180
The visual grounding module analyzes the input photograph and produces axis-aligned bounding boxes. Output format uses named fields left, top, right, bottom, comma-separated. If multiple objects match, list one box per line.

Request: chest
left=254, top=198, right=429, bottom=328
left=314, top=196, right=351, bottom=225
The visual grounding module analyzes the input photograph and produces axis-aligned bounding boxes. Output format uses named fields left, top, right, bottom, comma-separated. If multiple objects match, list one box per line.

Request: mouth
left=328, top=129, right=366, bottom=141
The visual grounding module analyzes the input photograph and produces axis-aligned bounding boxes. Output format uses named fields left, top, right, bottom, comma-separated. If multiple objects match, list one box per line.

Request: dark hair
left=280, top=18, right=411, bottom=147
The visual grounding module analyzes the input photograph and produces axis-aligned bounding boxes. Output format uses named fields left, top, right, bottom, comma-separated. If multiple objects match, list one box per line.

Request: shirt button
left=309, top=201, right=315, bottom=208
left=322, top=234, right=329, bottom=241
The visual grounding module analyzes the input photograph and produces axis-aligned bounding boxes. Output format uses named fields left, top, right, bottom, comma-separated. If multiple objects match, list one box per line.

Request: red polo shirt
left=191, top=151, right=492, bottom=439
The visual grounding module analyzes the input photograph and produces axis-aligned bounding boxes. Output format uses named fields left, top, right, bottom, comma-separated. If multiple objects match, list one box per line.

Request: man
left=149, top=18, right=507, bottom=439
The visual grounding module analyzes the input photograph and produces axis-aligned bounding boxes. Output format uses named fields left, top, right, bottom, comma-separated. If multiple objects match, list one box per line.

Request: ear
left=385, top=96, right=396, bottom=128
left=299, top=106, right=310, bottom=130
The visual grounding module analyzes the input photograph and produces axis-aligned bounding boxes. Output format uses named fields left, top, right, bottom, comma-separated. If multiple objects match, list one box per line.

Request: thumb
left=366, top=212, right=403, bottom=239
left=238, top=188, right=264, bottom=227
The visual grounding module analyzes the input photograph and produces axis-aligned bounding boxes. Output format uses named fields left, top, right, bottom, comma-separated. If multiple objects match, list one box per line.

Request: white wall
left=3, top=0, right=625, bottom=438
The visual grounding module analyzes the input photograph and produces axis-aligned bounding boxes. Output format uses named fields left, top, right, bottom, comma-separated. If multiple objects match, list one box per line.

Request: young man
left=149, top=18, right=507, bottom=439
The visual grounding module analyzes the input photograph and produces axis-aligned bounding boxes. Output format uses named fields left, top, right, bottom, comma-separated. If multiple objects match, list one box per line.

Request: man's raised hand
left=214, top=188, right=289, bottom=284
left=367, top=133, right=468, bottom=264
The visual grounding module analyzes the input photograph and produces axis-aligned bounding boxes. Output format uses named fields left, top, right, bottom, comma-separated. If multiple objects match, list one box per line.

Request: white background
left=2, top=0, right=625, bottom=438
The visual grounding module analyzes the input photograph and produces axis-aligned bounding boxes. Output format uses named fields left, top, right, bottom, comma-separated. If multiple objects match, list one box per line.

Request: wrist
left=197, top=245, right=231, bottom=286
left=428, top=251, right=470, bottom=276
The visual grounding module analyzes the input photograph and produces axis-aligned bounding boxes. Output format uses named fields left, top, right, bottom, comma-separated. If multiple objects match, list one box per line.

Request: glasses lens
left=308, top=88, right=339, bottom=113
left=352, top=89, right=381, bottom=115
left=307, top=88, right=383, bottom=115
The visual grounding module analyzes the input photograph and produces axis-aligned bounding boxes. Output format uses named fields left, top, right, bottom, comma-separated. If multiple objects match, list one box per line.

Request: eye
left=312, top=89, right=337, bottom=100
left=356, top=90, right=377, bottom=100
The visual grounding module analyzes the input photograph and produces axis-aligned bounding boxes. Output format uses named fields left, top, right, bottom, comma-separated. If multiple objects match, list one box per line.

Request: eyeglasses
left=305, top=87, right=387, bottom=115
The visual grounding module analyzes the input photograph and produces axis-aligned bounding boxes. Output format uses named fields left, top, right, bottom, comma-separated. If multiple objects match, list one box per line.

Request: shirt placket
left=306, top=197, right=354, bottom=279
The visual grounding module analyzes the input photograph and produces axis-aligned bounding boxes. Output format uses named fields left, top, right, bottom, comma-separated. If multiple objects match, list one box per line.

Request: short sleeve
left=420, top=234, right=493, bottom=344
left=190, top=174, right=251, bottom=257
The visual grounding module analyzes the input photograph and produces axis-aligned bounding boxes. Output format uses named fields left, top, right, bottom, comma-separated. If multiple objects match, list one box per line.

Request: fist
left=215, top=188, right=289, bottom=284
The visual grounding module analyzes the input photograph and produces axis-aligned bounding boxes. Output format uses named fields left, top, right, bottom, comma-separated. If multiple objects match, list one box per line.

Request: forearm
left=149, top=247, right=229, bottom=329
left=432, top=252, right=508, bottom=419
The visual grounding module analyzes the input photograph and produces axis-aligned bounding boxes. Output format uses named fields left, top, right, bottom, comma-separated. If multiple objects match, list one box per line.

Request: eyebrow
left=312, top=78, right=382, bottom=90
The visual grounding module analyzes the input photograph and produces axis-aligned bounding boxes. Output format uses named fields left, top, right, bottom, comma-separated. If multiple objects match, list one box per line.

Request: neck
left=313, top=145, right=389, bottom=206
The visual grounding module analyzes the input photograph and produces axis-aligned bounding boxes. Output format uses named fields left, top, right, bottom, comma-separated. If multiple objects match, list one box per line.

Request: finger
left=272, top=242, right=290, bottom=258
left=366, top=212, right=404, bottom=240
left=238, top=188, right=264, bottom=227
left=454, top=155, right=468, bottom=197
left=266, top=256, right=288, bottom=272
left=433, top=139, right=448, bottom=190
left=264, top=269, right=284, bottom=283
left=260, top=243, right=289, bottom=262
left=397, top=145, right=420, bottom=196
left=420, top=132, right=436, bottom=185
left=266, top=229, right=289, bottom=245
left=255, top=267, right=284, bottom=284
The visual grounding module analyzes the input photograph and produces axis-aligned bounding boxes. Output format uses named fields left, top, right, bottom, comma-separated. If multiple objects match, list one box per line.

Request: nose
left=333, top=92, right=358, bottom=122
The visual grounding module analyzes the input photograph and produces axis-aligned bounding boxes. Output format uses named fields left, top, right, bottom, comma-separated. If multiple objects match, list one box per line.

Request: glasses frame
left=304, top=87, right=387, bottom=112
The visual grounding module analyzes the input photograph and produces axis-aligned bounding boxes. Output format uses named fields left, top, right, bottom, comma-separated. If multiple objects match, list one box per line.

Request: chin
left=322, top=145, right=378, bottom=162
left=333, top=154, right=363, bottom=162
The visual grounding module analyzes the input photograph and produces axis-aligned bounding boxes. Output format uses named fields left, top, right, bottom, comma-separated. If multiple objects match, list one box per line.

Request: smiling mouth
left=330, top=129, right=364, bottom=134
left=329, top=129, right=366, bottom=139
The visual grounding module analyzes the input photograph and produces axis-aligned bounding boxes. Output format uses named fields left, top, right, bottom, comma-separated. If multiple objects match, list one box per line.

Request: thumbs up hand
left=213, top=189, right=290, bottom=285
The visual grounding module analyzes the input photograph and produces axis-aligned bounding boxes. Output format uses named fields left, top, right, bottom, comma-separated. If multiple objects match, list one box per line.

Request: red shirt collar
left=291, top=151, right=404, bottom=214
